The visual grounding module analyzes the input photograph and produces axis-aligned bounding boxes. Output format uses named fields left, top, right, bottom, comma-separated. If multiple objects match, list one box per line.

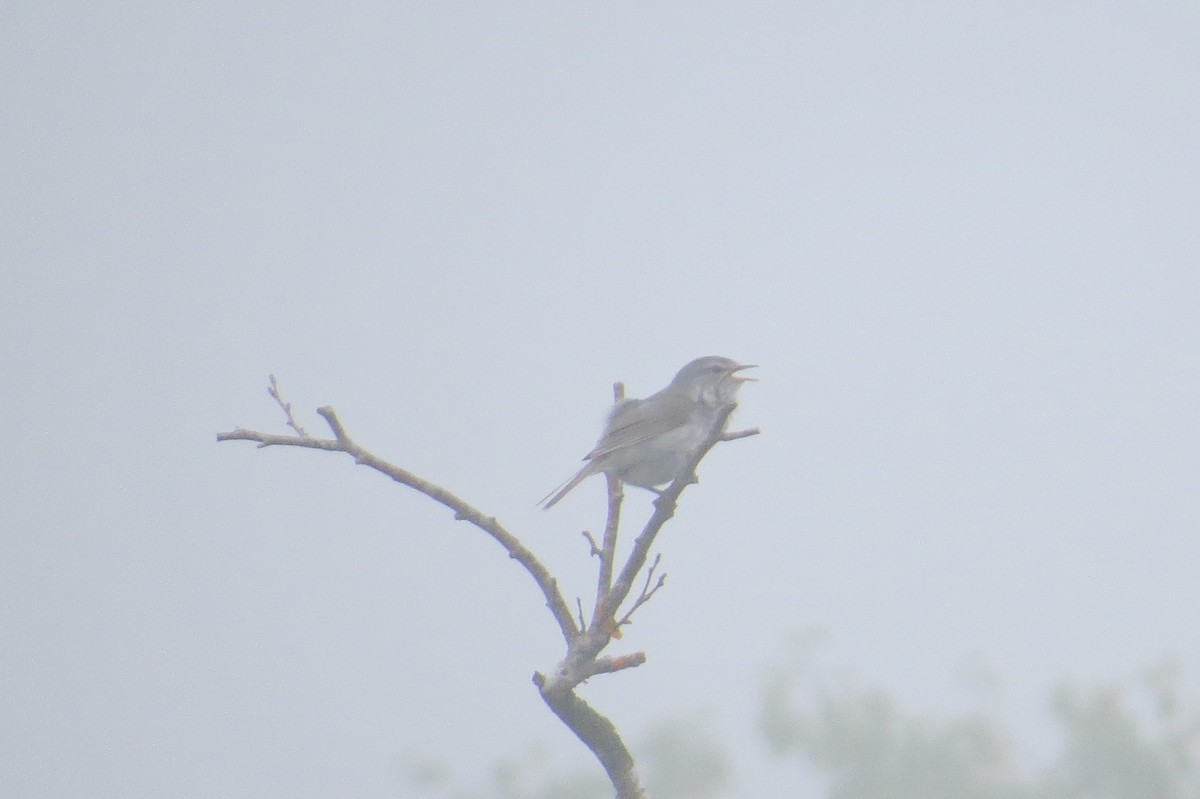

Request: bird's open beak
left=730, top=364, right=758, bottom=382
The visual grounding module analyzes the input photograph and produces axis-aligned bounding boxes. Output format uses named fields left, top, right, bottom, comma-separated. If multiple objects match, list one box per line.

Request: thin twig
left=586, top=652, right=647, bottom=677
left=616, top=553, right=666, bottom=628
left=581, top=530, right=603, bottom=558
left=267, top=375, right=309, bottom=438
left=722, top=426, right=761, bottom=442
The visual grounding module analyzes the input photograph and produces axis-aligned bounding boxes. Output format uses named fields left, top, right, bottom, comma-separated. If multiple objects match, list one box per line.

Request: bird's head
left=671, top=356, right=757, bottom=405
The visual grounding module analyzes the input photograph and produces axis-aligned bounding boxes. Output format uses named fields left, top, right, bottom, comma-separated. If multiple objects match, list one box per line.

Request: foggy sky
left=3, top=3, right=1198, bottom=797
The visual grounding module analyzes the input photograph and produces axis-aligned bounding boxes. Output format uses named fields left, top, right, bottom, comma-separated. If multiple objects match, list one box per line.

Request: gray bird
left=539, top=356, right=757, bottom=509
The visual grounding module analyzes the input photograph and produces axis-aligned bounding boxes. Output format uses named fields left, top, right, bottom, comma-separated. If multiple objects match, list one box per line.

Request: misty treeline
left=409, top=637, right=1200, bottom=799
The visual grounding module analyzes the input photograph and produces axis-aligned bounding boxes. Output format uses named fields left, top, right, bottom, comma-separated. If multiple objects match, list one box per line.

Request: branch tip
left=721, top=426, right=761, bottom=442
left=582, top=530, right=603, bottom=557
left=316, top=406, right=350, bottom=442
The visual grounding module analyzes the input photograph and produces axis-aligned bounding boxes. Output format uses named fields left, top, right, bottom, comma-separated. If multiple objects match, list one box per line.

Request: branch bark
left=533, top=675, right=647, bottom=799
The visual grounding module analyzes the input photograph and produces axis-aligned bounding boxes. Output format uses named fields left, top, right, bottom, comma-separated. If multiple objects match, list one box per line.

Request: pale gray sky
left=3, top=3, right=1198, bottom=797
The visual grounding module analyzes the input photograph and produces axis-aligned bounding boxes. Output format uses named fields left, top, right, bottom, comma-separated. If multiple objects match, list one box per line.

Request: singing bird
left=539, top=356, right=756, bottom=509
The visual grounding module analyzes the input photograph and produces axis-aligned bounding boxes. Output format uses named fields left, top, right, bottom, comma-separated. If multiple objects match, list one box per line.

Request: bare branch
left=218, top=393, right=579, bottom=644
left=217, top=428, right=342, bottom=451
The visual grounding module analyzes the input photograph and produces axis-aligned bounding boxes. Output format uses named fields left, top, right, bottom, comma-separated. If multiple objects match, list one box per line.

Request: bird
left=539, top=356, right=756, bottom=509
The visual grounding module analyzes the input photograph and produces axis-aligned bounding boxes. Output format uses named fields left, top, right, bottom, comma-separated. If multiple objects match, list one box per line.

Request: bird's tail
left=538, top=465, right=594, bottom=509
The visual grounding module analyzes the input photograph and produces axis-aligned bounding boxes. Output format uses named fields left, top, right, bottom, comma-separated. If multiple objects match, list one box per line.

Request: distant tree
left=761, top=637, right=1200, bottom=799
left=217, top=375, right=757, bottom=799
left=1045, top=658, right=1200, bottom=799
left=402, top=640, right=1199, bottom=799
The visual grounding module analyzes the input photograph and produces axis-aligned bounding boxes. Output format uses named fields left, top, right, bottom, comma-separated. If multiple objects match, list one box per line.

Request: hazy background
left=3, top=2, right=1197, bottom=796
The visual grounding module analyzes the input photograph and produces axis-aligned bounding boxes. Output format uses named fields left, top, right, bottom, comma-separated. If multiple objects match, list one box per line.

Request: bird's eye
left=709, top=365, right=723, bottom=373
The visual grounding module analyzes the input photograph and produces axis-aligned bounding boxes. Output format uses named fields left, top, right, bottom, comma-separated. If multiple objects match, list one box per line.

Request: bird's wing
left=539, top=399, right=653, bottom=508
left=584, top=392, right=691, bottom=461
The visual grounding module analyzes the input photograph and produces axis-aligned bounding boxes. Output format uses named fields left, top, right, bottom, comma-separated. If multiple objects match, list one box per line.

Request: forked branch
left=218, top=376, right=757, bottom=799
